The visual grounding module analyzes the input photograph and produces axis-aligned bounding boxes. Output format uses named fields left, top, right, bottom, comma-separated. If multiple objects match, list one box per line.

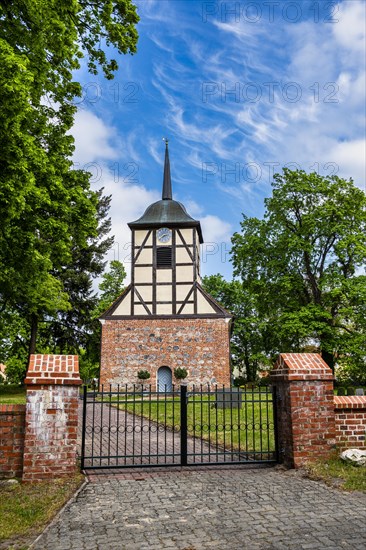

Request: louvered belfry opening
left=156, top=246, right=172, bottom=268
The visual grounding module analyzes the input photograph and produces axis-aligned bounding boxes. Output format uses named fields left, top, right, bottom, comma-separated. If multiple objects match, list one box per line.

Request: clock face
left=157, top=227, right=172, bottom=243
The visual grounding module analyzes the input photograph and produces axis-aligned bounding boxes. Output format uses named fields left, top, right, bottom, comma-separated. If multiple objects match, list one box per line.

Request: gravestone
left=215, top=388, right=242, bottom=409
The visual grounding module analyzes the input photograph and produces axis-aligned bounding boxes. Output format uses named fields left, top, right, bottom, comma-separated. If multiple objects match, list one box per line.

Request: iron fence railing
left=80, top=384, right=277, bottom=470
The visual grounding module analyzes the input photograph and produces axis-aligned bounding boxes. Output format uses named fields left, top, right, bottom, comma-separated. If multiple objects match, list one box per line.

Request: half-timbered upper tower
left=99, top=142, right=232, bottom=390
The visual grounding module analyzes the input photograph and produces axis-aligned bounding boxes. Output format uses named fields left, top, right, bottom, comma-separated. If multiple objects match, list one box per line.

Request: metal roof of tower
left=128, top=141, right=203, bottom=243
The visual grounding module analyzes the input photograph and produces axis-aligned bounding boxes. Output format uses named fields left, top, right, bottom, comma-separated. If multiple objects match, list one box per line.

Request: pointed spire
left=162, top=138, right=172, bottom=200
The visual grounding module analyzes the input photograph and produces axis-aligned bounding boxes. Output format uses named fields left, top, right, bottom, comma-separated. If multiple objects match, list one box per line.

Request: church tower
left=99, top=142, right=232, bottom=390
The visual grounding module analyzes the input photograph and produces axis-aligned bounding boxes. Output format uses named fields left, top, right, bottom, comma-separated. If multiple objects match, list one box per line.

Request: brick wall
left=100, top=318, right=231, bottom=389
left=0, top=404, right=26, bottom=479
left=22, top=354, right=81, bottom=482
left=270, top=353, right=336, bottom=468
left=334, top=396, right=366, bottom=448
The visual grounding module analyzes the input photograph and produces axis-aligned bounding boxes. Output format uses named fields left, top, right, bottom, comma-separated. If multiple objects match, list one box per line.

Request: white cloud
left=71, top=109, right=118, bottom=165
left=200, top=215, right=233, bottom=278
left=324, top=138, right=366, bottom=186
left=213, top=18, right=262, bottom=44
left=147, top=137, right=165, bottom=165
left=93, top=166, right=159, bottom=283
left=134, top=0, right=172, bottom=24
left=201, top=214, right=232, bottom=244
left=333, top=1, right=366, bottom=56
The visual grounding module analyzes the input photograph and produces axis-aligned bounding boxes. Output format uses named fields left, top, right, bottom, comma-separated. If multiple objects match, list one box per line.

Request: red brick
left=0, top=405, right=26, bottom=478
left=335, top=398, right=366, bottom=450
left=21, top=355, right=81, bottom=483
left=270, top=353, right=336, bottom=468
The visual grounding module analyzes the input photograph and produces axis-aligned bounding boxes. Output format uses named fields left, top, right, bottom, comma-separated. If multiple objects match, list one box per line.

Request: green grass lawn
left=0, top=384, right=26, bottom=404
left=305, top=453, right=366, bottom=492
left=0, top=474, right=84, bottom=548
left=110, top=389, right=276, bottom=457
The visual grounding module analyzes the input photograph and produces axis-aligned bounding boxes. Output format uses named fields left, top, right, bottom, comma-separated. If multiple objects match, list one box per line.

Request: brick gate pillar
left=270, top=353, right=336, bottom=468
left=22, top=354, right=82, bottom=482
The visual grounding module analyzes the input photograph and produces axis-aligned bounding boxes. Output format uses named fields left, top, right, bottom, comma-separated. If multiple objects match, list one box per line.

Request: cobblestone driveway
left=32, top=466, right=366, bottom=550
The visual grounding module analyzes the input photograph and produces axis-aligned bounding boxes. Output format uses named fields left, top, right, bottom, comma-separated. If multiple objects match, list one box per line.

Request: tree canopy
left=0, top=1, right=139, bottom=379
left=94, top=260, right=127, bottom=317
left=231, top=169, right=366, bottom=380
left=202, top=274, right=270, bottom=382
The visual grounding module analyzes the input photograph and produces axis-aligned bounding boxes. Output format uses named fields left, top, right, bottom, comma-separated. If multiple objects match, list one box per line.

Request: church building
left=99, top=142, right=232, bottom=390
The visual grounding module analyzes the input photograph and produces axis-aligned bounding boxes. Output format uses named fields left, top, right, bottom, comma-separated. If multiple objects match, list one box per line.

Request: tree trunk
left=321, top=348, right=334, bottom=372
left=245, top=355, right=257, bottom=383
left=28, top=313, right=38, bottom=361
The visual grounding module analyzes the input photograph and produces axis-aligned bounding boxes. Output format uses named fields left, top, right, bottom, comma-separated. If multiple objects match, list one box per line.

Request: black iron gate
left=80, top=384, right=278, bottom=470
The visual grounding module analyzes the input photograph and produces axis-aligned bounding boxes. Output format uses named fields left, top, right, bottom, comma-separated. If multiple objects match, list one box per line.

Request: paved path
left=32, top=466, right=366, bottom=550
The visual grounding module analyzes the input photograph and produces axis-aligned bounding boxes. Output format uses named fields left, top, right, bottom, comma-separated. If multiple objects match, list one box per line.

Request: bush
left=3, top=356, right=27, bottom=385
left=78, top=356, right=99, bottom=384
left=174, top=367, right=188, bottom=380
left=335, top=363, right=366, bottom=387
left=233, top=376, right=247, bottom=387
left=137, top=369, right=150, bottom=380
left=347, top=386, right=355, bottom=396
left=337, top=387, right=346, bottom=396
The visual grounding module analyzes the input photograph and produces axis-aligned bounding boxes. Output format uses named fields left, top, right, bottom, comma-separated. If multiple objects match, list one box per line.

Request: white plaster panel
left=134, top=230, right=152, bottom=246
left=134, top=266, right=152, bottom=283
left=180, top=303, right=194, bottom=314
left=157, top=285, right=172, bottom=302
left=176, top=265, right=194, bottom=282
left=176, top=285, right=192, bottom=300
left=157, top=303, right=173, bottom=314
left=134, top=304, right=148, bottom=315
left=135, top=248, right=152, bottom=265
left=136, top=285, right=152, bottom=302
left=176, top=247, right=192, bottom=263
left=177, top=228, right=193, bottom=245
left=197, top=291, right=216, bottom=314
left=113, top=291, right=131, bottom=315
left=157, top=270, right=172, bottom=283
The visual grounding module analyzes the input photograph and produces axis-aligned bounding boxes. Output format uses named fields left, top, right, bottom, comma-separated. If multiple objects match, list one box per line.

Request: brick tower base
left=100, top=318, right=231, bottom=389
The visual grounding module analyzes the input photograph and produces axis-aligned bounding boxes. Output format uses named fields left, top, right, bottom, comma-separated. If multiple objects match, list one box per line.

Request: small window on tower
left=157, top=246, right=172, bottom=268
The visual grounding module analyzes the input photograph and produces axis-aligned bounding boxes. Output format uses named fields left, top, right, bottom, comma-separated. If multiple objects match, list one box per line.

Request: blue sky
left=71, top=0, right=366, bottom=282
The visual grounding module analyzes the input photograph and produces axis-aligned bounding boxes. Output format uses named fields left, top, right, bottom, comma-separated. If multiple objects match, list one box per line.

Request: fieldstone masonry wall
left=270, top=353, right=336, bottom=468
left=0, top=404, right=25, bottom=478
left=22, top=354, right=81, bottom=482
left=100, top=318, right=231, bottom=389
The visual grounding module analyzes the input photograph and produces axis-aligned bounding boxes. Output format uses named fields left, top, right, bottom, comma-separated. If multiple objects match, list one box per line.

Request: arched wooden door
left=157, top=366, right=172, bottom=392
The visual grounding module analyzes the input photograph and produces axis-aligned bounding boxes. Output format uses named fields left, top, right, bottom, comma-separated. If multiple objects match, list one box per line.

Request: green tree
left=94, top=260, right=127, bottom=317
left=0, top=189, right=114, bottom=383
left=202, top=274, right=270, bottom=382
left=76, top=260, right=127, bottom=382
left=231, top=169, right=366, bottom=373
left=0, top=1, right=139, bottom=369
left=43, top=190, right=114, bottom=355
